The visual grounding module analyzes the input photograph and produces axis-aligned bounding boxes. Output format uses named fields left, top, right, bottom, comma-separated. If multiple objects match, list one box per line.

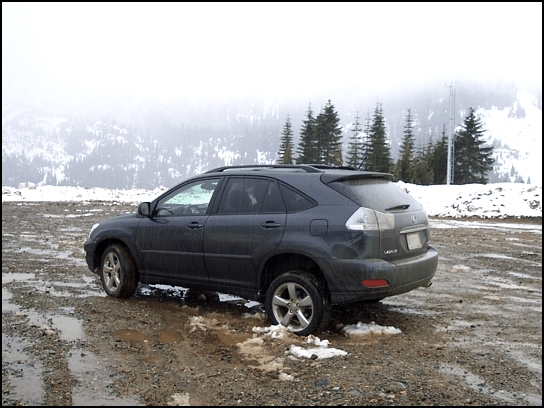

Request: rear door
left=203, top=177, right=286, bottom=290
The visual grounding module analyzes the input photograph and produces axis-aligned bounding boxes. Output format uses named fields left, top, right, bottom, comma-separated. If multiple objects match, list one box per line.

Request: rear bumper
left=325, top=246, right=438, bottom=305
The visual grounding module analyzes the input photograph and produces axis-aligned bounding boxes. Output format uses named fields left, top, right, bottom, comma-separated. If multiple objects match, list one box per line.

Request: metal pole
left=446, top=83, right=455, bottom=185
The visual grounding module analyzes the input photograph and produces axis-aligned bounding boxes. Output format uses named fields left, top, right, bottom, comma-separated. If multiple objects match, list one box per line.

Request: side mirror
left=138, top=202, right=151, bottom=217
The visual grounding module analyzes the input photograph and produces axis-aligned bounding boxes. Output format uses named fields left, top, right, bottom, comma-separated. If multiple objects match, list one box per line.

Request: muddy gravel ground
left=2, top=201, right=542, bottom=406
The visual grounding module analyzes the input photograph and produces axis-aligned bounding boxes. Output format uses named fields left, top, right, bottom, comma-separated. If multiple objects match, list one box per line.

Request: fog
left=2, top=2, right=542, bottom=115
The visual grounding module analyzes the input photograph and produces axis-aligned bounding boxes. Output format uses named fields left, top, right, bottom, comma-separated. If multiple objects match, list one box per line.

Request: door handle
left=187, top=222, right=203, bottom=229
left=260, top=221, right=281, bottom=229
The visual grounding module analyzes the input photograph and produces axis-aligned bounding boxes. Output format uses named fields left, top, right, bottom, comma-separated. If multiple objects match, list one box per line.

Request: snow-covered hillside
left=2, top=90, right=542, bottom=189
left=478, top=92, right=542, bottom=185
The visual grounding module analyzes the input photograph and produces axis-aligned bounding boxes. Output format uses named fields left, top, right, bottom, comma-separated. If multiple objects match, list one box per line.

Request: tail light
left=346, top=207, right=395, bottom=231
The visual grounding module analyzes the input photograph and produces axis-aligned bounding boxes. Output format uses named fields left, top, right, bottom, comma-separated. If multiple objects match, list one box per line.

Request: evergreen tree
left=428, top=125, right=449, bottom=184
left=366, top=102, right=392, bottom=173
left=345, top=111, right=364, bottom=168
left=410, top=141, right=433, bottom=185
left=358, top=111, right=372, bottom=170
left=424, top=135, right=436, bottom=184
left=296, top=104, right=317, bottom=164
left=314, top=100, right=343, bottom=166
left=393, top=109, right=416, bottom=181
left=453, top=107, right=494, bottom=184
left=277, top=115, right=294, bottom=164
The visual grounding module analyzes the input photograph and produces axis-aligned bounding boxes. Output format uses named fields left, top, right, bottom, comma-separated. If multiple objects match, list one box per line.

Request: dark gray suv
left=84, top=165, right=438, bottom=336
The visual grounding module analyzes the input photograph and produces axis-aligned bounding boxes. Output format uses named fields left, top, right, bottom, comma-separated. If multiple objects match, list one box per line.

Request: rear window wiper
left=385, top=204, right=410, bottom=211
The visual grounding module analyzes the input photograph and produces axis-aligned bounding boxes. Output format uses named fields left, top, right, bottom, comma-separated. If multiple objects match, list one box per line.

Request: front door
left=137, top=178, right=220, bottom=286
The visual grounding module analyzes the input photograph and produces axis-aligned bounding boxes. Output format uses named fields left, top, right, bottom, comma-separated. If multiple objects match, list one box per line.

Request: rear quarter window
left=328, top=178, right=422, bottom=212
left=279, top=184, right=316, bottom=212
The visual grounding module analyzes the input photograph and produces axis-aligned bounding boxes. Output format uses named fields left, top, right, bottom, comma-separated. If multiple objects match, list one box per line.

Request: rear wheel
left=265, top=272, right=327, bottom=336
left=100, top=244, right=138, bottom=298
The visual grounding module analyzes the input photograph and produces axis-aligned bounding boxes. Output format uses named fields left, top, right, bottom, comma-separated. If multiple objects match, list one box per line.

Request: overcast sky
left=2, top=2, right=542, bottom=109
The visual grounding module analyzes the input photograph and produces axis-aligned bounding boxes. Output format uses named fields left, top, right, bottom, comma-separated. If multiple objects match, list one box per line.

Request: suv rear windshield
left=328, top=178, right=422, bottom=212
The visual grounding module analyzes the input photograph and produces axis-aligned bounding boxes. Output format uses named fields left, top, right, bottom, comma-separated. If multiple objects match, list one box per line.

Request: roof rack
left=305, top=164, right=358, bottom=171
left=205, top=164, right=324, bottom=173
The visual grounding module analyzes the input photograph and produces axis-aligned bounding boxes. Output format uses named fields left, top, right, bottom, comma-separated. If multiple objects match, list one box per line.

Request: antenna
left=446, top=82, right=456, bottom=185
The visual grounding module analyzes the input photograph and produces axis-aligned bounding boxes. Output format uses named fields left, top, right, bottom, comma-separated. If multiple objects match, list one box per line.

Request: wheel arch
left=259, top=253, right=330, bottom=302
left=93, top=238, right=140, bottom=281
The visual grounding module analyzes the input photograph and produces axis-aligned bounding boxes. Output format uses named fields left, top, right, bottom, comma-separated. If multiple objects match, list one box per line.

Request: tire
left=100, top=244, right=138, bottom=298
left=265, top=272, right=328, bottom=336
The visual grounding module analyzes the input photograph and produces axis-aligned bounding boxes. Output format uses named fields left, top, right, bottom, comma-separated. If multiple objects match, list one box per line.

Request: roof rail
left=204, top=164, right=324, bottom=173
left=305, top=164, right=358, bottom=171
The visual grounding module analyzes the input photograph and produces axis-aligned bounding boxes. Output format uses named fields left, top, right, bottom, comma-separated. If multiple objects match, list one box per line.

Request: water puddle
left=156, top=329, right=185, bottom=344
left=440, top=363, right=542, bottom=405
left=68, top=347, right=144, bottom=405
left=3, top=270, right=103, bottom=299
left=217, top=330, right=252, bottom=346
left=2, top=333, right=45, bottom=406
left=503, top=296, right=542, bottom=306
left=50, top=315, right=86, bottom=342
left=485, top=276, right=531, bottom=290
left=112, top=329, right=151, bottom=343
left=430, top=219, right=542, bottom=233
left=2, top=272, right=36, bottom=283
left=36, top=279, right=103, bottom=298
left=508, top=271, right=543, bottom=280
left=476, top=253, right=542, bottom=267
left=3, top=284, right=88, bottom=344
left=2, top=286, right=142, bottom=406
left=11, top=246, right=82, bottom=264
left=65, top=213, right=95, bottom=218
left=382, top=297, right=440, bottom=317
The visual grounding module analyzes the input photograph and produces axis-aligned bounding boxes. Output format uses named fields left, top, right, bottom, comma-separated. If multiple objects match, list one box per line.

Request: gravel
left=2, top=201, right=542, bottom=406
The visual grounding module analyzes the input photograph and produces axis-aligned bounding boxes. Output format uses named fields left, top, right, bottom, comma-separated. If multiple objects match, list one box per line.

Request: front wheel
left=265, top=272, right=327, bottom=336
left=100, top=244, right=138, bottom=298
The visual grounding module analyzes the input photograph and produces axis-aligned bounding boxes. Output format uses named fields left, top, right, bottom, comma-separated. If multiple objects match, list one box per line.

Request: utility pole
left=446, top=82, right=456, bottom=185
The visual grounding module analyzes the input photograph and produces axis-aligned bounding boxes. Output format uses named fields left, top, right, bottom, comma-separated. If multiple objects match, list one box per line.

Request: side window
left=218, top=178, right=275, bottom=214
left=279, top=184, right=315, bottom=213
left=154, top=178, right=219, bottom=217
left=260, top=181, right=285, bottom=213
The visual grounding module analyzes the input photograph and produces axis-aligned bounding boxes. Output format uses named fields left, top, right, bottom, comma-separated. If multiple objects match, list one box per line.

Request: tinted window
left=279, top=184, right=315, bottom=212
left=218, top=178, right=270, bottom=214
left=329, top=178, right=421, bottom=211
left=260, top=181, right=285, bottom=213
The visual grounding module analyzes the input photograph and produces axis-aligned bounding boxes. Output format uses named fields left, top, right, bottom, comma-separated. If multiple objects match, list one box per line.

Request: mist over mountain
left=2, top=80, right=542, bottom=189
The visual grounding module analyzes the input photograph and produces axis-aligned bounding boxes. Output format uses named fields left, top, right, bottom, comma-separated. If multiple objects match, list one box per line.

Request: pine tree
left=366, top=102, right=392, bottom=173
left=393, top=109, right=416, bottom=181
left=428, top=125, right=449, bottom=184
left=314, top=100, right=343, bottom=166
left=358, top=111, right=372, bottom=170
left=296, top=104, right=317, bottom=164
left=410, top=141, right=433, bottom=185
left=345, top=111, right=364, bottom=168
left=424, top=135, right=436, bottom=184
left=453, top=107, right=494, bottom=184
left=277, top=115, right=294, bottom=164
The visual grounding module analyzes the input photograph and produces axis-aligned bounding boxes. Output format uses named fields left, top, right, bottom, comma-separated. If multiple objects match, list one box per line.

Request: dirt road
left=2, top=201, right=542, bottom=406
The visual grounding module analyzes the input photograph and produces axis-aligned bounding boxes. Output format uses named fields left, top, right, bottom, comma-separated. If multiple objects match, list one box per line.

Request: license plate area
left=406, top=232, right=422, bottom=250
